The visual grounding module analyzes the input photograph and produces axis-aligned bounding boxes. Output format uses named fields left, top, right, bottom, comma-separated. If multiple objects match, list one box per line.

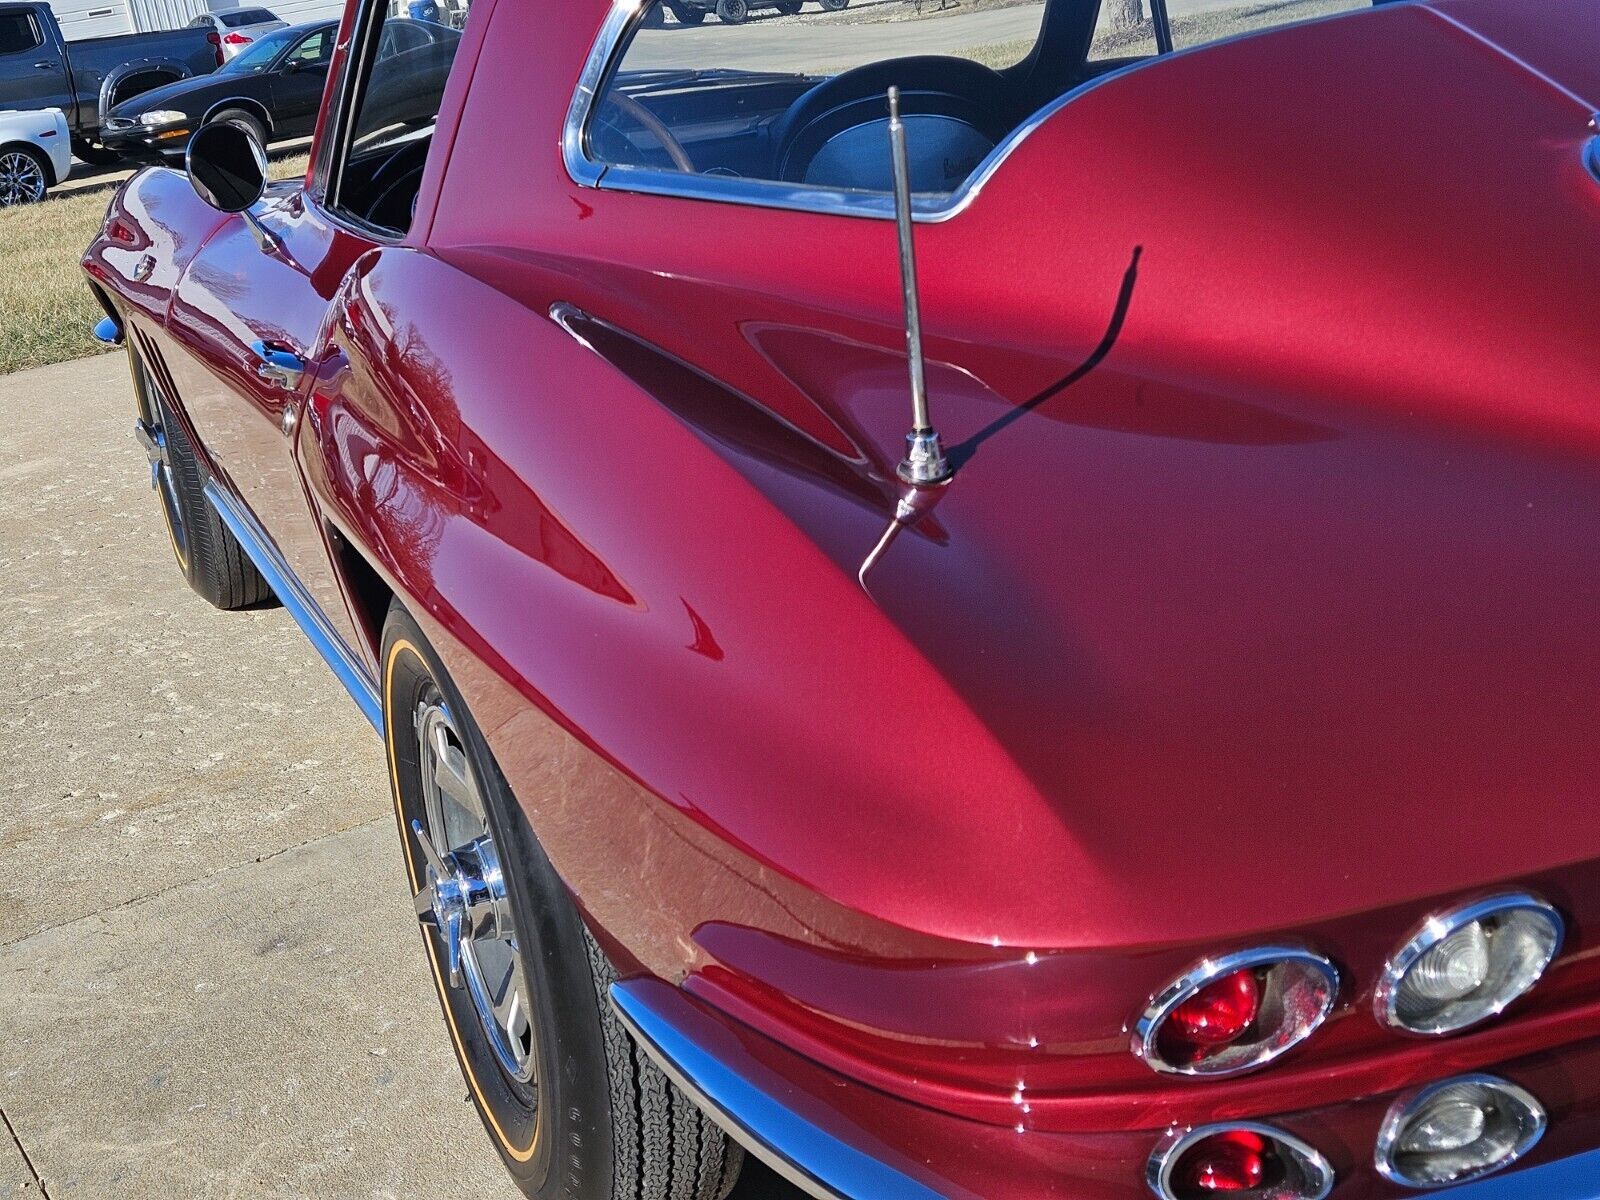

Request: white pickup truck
left=0, top=107, right=71, bottom=205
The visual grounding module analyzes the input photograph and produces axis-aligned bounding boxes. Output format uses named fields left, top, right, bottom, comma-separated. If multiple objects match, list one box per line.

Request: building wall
left=47, top=0, right=346, bottom=41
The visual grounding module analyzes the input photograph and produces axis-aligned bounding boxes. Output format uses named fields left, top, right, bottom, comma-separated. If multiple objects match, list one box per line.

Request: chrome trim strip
left=203, top=480, right=384, bottom=734
left=1132, top=946, right=1340, bottom=1077
left=1147, top=1121, right=1334, bottom=1200
left=1376, top=1074, right=1547, bottom=1190
left=609, top=980, right=949, bottom=1200
left=562, top=0, right=1396, bottom=223
left=1374, top=893, right=1564, bottom=1036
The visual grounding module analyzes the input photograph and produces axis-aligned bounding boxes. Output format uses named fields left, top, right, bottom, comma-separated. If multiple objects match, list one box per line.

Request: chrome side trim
left=1373, top=893, right=1564, bottom=1035
left=562, top=0, right=1396, bottom=223
left=609, top=980, right=950, bottom=1200
left=203, top=480, right=383, bottom=734
left=1132, top=946, right=1340, bottom=1077
left=1147, top=1122, right=1334, bottom=1200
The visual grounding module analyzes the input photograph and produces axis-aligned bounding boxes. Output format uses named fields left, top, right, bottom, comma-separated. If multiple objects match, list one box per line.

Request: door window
left=324, top=2, right=469, bottom=236
left=284, top=26, right=333, bottom=69
left=0, top=10, right=42, bottom=56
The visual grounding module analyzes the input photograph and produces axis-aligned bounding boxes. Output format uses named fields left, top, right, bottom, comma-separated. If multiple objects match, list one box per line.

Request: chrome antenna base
left=898, top=429, right=952, bottom=486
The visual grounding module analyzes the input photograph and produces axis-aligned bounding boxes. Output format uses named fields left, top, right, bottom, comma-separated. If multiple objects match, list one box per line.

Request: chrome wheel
left=410, top=697, right=538, bottom=1086
left=0, top=150, right=46, bottom=206
left=133, top=381, right=190, bottom=569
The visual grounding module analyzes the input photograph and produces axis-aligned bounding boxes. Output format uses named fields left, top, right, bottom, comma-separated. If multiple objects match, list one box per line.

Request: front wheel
left=818, top=0, right=848, bottom=10
left=775, top=1, right=802, bottom=13
left=0, top=145, right=48, bottom=206
left=715, top=0, right=748, bottom=22
left=207, top=107, right=268, bottom=148
left=668, top=1, right=708, bottom=21
left=72, top=138, right=123, bottom=167
left=380, top=604, right=744, bottom=1199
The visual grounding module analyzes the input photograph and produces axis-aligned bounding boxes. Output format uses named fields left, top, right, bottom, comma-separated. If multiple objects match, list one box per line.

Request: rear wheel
left=207, top=107, right=268, bottom=148
left=775, top=1, right=802, bottom=13
left=667, top=1, right=708, bottom=21
left=716, top=0, right=748, bottom=22
left=381, top=604, right=744, bottom=1200
left=0, top=145, right=48, bottom=206
left=128, top=345, right=274, bottom=610
left=819, top=0, right=847, bottom=10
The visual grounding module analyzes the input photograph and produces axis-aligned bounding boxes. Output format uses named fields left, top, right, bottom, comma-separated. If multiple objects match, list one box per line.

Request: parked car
left=651, top=0, right=845, bottom=24
left=99, top=17, right=456, bottom=161
left=83, top=0, right=1600, bottom=1197
left=0, top=104, right=68, bottom=203
left=0, top=1, right=221, bottom=163
left=185, top=8, right=288, bottom=60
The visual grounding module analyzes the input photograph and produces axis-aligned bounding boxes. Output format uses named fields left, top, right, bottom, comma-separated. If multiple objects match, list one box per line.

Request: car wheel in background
left=642, top=3, right=666, bottom=26
left=208, top=108, right=268, bottom=149
left=0, top=145, right=49, bottom=206
left=819, top=0, right=847, bottom=10
left=128, top=344, right=275, bottom=610
left=380, top=603, right=745, bottom=1200
left=775, top=1, right=802, bottom=13
left=667, top=1, right=707, bottom=22
left=716, top=0, right=748, bottom=22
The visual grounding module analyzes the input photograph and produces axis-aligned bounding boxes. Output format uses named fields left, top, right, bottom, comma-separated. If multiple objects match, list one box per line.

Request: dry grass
left=0, top=152, right=309, bottom=377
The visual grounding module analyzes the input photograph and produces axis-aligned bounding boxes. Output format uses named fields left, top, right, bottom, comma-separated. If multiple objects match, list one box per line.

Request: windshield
left=218, top=26, right=298, bottom=72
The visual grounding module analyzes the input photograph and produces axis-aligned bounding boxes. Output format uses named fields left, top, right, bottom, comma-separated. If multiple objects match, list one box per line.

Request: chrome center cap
left=411, top=821, right=507, bottom=988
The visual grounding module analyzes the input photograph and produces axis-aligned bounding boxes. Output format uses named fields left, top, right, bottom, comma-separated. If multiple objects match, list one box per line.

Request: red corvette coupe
left=83, top=0, right=1600, bottom=1196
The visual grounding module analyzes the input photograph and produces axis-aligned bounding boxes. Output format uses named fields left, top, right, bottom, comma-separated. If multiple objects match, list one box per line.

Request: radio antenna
left=887, top=87, right=952, bottom=487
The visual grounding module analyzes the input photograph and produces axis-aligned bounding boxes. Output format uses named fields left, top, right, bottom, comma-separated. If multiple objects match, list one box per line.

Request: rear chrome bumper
left=611, top=978, right=1600, bottom=1200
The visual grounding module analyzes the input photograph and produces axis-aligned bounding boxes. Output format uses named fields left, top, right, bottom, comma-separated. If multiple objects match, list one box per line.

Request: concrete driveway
left=0, top=353, right=798, bottom=1199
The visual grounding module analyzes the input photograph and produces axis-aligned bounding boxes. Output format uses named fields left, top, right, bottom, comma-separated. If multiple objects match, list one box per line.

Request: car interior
left=588, top=0, right=1376, bottom=198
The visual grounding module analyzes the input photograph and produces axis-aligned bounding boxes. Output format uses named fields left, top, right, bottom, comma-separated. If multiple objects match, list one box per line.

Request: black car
left=100, top=18, right=460, bottom=162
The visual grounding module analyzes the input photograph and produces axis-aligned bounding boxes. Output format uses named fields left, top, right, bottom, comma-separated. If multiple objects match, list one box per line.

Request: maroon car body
left=83, top=0, right=1600, bottom=1196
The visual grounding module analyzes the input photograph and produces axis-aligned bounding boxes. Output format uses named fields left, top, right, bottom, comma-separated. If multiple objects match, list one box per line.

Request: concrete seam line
left=0, top=816, right=391, bottom=953
left=0, top=1106, right=50, bottom=1198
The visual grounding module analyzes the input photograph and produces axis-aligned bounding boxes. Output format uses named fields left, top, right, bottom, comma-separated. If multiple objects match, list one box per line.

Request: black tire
left=716, top=0, right=748, bottom=22
left=207, top=107, right=268, bottom=148
left=380, top=604, right=744, bottom=1200
left=819, top=0, right=847, bottom=10
left=668, top=2, right=708, bottom=21
left=642, top=3, right=667, bottom=26
left=128, top=345, right=274, bottom=611
left=72, top=138, right=123, bottom=167
left=775, top=1, right=802, bottom=13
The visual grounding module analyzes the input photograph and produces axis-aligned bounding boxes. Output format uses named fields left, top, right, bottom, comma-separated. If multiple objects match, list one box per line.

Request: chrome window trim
left=1146, top=1122, right=1335, bottom=1200
left=563, top=0, right=1398, bottom=223
left=1132, top=946, right=1339, bottom=1078
left=1374, top=1074, right=1547, bottom=1190
left=1373, top=892, right=1565, bottom=1036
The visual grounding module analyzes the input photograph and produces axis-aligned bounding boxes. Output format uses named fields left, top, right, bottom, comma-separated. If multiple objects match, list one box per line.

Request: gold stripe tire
left=380, top=602, right=744, bottom=1199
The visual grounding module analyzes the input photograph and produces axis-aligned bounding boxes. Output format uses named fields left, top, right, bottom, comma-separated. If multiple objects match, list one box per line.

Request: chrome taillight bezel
left=1133, top=947, right=1340, bottom=1077
left=1374, top=893, right=1564, bottom=1036
left=1375, top=1073, right=1547, bottom=1189
left=1147, top=1121, right=1335, bottom=1200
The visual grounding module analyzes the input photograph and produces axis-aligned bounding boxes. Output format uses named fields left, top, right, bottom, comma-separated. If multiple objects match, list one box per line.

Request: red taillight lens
left=1174, top=1130, right=1268, bottom=1193
left=206, top=30, right=224, bottom=66
left=1164, top=968, right=1260, bottom=1052
left=1135, top=950, right=1339, bottom=1077
left=223, top=31, right=252, bottom=43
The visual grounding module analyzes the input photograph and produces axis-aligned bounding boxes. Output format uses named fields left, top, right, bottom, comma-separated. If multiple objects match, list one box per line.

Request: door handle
left=33, top=61, right=55, bottom=69
left=250, top=339, right=307, bottom=391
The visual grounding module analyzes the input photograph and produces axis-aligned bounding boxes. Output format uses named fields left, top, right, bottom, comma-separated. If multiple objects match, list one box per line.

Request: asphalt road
left=0, top=352, right=799, bottom=1198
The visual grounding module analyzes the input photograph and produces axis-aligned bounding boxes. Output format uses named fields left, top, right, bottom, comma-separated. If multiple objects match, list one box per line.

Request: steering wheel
left=592, top=92, right=696, bottom=173
left=363, top=137, right=432, bottom=232
left=772, top=56, right=1017, bottom=192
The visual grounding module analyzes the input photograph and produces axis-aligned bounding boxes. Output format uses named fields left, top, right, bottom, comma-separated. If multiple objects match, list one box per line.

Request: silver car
left=186, top=8, right=288, bottom=60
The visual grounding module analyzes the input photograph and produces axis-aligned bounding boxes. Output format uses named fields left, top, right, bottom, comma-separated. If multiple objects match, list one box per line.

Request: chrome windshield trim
left=609, top=979, right=949, bottom=1200
left=563, top=0, right=1398, bottom=223
left=204, top=480, right=383, bottom=734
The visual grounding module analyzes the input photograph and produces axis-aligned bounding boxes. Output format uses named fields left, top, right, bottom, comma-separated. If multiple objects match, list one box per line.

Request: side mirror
left=185, top=119, right=266, bottom=214
left=281, top=58, right=301, bottom=74
left=186, top=120, right=282, bottom=254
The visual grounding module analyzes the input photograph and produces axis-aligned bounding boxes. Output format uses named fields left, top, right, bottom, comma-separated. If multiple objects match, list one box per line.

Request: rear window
left=585, top=0, right=1048, bottom=198
left=222, top=8, right=279, bottom=26
left=0, top=10, right=42, bottom=54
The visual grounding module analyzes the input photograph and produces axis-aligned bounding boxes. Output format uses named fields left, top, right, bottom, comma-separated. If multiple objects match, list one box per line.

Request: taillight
left=1376, top=1075, right=1546, bottom=1188
left=1134, top=949, right=1339, bottom=1077
left=223, top=31, right=252, bottom=44
left=1375, top=894, right=1562, bottom=1036
left=206, top=30, right=223, bottom=67
left=1149, top=1124, right=1335, bottom=1200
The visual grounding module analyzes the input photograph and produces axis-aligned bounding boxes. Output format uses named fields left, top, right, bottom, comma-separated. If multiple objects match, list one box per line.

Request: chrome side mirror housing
left=185, top=121, right=281, bottom=254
